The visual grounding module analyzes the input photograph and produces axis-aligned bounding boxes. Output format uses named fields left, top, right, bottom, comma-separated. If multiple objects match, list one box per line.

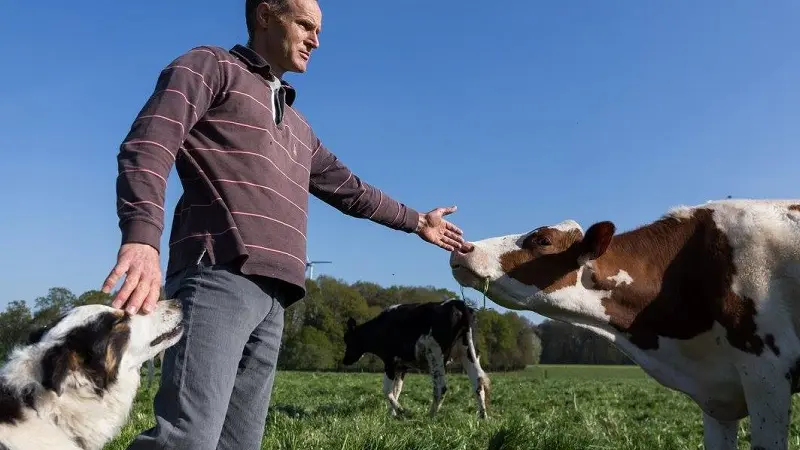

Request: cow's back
left=701, top=199, right=800, bottom=265
left=700, top=199, right=800, bottom=322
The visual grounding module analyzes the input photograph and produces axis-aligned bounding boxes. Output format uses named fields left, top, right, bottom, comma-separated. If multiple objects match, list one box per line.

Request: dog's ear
left=40, top=344, right=75, bottom=397
left=26, top=314, right=67, bottom=345
left=27, top=327, right=49, bottom=345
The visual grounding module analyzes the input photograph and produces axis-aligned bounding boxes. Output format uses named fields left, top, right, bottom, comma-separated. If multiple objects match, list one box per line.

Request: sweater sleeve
left=115, top=46, right=223, bottom=251
left=308, top=140, right=420, bottom=233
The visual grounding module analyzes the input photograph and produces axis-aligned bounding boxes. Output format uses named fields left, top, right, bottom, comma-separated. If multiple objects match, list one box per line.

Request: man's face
left=258, top=0, right=322, bottom=75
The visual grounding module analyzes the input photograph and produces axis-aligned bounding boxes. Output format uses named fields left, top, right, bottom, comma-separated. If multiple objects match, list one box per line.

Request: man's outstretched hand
left=415, top=206, right=468, bottom=252
left=102, top=243, right=162, bottom=315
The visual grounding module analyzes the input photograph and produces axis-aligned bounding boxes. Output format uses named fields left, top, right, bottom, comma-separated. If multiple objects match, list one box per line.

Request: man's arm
left=116, top=47, right=223, bottom=250
left=309, top=141, right=420, bottom=232
left=309, top=142, right=466, bottom=251
left=104, top=46, right=223, bottom=314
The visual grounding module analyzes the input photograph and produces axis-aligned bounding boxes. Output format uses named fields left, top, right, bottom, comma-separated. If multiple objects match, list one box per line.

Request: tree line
left=0, top=277, right=632, bottom=369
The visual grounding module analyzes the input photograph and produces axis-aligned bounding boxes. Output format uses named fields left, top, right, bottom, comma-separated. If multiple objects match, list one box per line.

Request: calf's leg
left=459, top=329, right=490, bottom=419
left=382, top=366, right=403, bottom=416
left=392, top=370, right=406, bottom=408
left=702, top=412, right=738, bottom=450
left=419, top=335, right=447, bottom=417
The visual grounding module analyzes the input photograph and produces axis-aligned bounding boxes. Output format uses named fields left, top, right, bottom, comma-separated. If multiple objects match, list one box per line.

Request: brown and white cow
left=450, top=199, right=800, bottom=450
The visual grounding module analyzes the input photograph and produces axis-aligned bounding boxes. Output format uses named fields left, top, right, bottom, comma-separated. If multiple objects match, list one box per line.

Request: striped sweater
left=116, top=44, right=420, bottom=304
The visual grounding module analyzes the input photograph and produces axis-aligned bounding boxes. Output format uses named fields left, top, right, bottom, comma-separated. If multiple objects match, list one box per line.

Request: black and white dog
left=342, top=299, right=490, bottom=418
left=0, top=300, right=184, bottom=450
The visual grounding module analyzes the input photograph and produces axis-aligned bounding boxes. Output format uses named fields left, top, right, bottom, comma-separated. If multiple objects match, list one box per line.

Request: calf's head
left=341, top=317, right=366, bottom=366
left=450, top=220, right=616, bottom=312
left=26, top=300, right=184, bottom=396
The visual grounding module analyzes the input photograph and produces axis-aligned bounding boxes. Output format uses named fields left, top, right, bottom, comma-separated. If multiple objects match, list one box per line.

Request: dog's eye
left=112, top=312, right=131, bottom=325
left=536, top=237, right=552, bottom=246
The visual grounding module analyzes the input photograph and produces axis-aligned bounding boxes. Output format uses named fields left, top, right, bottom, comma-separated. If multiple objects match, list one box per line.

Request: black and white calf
left=342, top=299, right=490, bottom=418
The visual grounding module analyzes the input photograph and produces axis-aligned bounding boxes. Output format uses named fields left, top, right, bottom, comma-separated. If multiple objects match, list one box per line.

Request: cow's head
left=342, top=317, right=366, bottom=366
left=449, top=220, right=616, bottom=312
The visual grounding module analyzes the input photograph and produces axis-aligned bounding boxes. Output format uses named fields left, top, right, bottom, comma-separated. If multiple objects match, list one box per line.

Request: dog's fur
left=0, top=300, right=184, bottom=450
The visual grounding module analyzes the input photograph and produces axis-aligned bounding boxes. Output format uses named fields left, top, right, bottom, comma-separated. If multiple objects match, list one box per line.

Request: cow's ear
left=347, top=317, right=356, bottom=331
left=581, top=221, right=615, bottom=260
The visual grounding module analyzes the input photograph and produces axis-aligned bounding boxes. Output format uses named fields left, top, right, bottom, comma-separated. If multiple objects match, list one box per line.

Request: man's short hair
left=245, top=0, right=291, bottom=42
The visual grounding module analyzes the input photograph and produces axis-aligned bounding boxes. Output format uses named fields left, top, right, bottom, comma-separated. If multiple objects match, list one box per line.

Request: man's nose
left=308, top=33, right=319, bottom=49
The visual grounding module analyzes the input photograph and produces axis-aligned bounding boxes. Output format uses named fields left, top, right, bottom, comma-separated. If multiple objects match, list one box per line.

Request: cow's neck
left=534, top=219, right=679, bottom=329
left=590, top=216, right=698, bottom=332
left=536, top=217, right=710, bottom=396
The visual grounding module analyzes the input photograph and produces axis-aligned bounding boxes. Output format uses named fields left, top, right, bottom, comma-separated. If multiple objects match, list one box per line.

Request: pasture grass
left=105, top=365, right=800, bottom=450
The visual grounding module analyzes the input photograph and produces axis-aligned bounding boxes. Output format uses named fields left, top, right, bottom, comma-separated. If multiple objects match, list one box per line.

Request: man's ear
left=581, top=221, right=616, bottom=260
left=256, top=2, right=275, bottom=30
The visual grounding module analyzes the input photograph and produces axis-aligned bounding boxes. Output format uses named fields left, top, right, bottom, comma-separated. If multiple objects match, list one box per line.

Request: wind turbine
left=306, top=256, right=332, bottom=280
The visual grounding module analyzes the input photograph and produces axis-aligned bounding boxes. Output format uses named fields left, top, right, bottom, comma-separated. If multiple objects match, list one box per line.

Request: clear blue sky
left=1, top=1, right=798, bottom=325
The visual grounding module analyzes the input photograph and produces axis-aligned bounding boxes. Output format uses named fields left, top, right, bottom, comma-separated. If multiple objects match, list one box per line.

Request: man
left=101, top=0, right=468, bottom=449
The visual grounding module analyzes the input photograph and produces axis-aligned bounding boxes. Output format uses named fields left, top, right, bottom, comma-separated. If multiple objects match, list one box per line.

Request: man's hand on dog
left=102, top=243, right=162, bottom=315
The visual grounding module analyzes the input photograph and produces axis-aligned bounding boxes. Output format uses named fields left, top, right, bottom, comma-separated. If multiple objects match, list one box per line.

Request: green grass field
left=104, top=365, right=800, bottom=450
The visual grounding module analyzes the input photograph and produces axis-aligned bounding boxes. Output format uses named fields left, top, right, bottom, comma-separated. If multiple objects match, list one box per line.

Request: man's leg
left=126, top=263, right=273, bottom=450
left=216, top=279, right=285, bottom=450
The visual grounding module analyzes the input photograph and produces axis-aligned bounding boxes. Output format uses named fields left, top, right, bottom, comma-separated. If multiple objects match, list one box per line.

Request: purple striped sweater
left=116, top=44, right=420, bottom=304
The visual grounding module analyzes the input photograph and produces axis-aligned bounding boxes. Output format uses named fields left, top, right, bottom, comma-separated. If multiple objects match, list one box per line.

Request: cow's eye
left=523, top=234, right=550, bottom=249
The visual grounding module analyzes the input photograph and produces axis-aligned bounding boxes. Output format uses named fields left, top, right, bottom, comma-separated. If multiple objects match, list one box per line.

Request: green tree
left=0, top=300, right=34, bottom=360
left=76, top=289, right=113, bottom=306
left=31, top=287, right=76, bottom=329
left=280, top=326, right=337, bottom=370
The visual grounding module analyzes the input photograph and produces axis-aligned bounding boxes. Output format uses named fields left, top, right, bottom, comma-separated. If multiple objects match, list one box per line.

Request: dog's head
left=27, top=300, right=183, bottom=396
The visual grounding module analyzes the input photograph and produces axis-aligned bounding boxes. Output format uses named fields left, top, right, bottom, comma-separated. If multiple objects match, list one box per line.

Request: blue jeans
left=126, top=261, right=286, bottom=450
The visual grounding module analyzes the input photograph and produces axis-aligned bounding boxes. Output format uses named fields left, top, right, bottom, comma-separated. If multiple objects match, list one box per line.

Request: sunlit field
left=105, top=365, right=800, bottom=450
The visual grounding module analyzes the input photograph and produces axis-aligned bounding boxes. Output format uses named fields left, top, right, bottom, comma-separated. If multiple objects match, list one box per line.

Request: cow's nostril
left=460, top=243, right=475, bottom=254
